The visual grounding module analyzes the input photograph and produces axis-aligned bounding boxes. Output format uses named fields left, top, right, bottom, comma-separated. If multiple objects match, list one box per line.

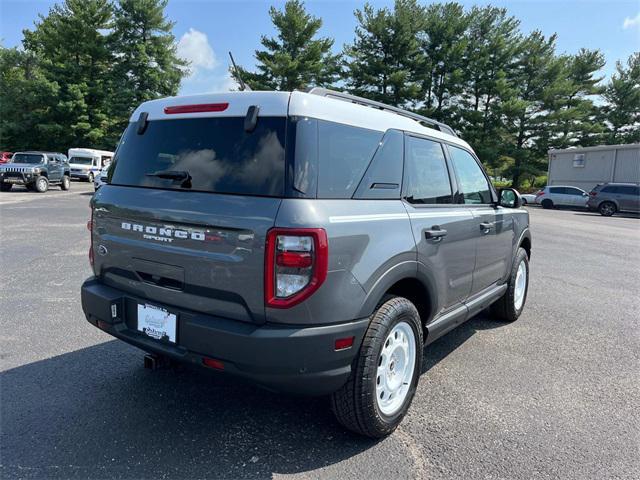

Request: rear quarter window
left=316, top=120, right=383, bottom=198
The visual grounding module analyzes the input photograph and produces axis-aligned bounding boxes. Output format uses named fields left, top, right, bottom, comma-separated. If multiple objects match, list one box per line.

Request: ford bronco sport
left=0, top=151, right=71, bottom=192
left=81, top=89, right=531, bottom=437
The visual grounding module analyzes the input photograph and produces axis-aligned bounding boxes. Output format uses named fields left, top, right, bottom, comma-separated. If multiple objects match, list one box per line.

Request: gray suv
left=80, top=89, right=531, bottom=437
left=587, top=183, right=640, bottom=216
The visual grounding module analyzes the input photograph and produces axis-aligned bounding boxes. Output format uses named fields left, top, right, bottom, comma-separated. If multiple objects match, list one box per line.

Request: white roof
left=130, top=91, right=470, bottom=150
left=68, top=147, right=114, bottom=156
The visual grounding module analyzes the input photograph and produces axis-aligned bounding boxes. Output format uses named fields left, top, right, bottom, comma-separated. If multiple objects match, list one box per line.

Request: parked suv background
left=535, top=185, right=588, bottom=209
left=587, top=183, right=640, bottom=216
left=81, top=89, right=531, bottom=438
left=0, top=151, right=70, bottom=192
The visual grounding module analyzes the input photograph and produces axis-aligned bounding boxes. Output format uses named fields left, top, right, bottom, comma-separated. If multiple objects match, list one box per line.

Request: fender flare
left=356, top=260, right=437, bottom=322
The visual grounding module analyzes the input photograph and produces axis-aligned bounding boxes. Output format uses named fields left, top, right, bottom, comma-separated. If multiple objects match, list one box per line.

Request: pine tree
left=22, top=0, right=114, bottom=148
left=602, top=52, right=640, bottom=144
left=232, top=0, right=341, bottom=91
left=546, top=49, right=605, bottom=149
left=110, top=0, right=186, bottom=141
left=458, top=6, right=521, bottom=170
left=501, top=31, right=564, bottom=187
left=0, top=47, right=60, bottom=151
left=343, top=0, right=424, bottom=107
left=419, top=2, right=470, bottom=121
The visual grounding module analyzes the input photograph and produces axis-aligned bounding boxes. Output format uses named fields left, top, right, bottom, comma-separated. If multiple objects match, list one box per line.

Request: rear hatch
left=91, top=96, right=289, bottom=324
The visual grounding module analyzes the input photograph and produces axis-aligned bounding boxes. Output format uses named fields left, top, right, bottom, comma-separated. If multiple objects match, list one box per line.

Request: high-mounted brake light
left=164, top=103, right=229, bottom=114
left=265, top=228, right=328, bottom=308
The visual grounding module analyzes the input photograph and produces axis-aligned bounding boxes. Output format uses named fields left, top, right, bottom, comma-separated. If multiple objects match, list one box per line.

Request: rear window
left=110, top=117, right=286, bottom=196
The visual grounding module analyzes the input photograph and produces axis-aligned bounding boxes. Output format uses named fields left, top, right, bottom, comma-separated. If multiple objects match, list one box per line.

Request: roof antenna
left=228, top=51, right=250, bottom=91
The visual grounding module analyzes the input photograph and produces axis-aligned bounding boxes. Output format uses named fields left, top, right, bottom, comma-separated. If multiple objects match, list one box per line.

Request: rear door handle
left=424, top=227, right=447, bottom=241
left=479, top=222, right=494, bottom=234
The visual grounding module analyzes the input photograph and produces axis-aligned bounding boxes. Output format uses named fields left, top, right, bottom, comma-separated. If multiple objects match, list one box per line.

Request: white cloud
left=623, top=12, right=640, bottom=29
left=177, top=28, right=217, bottom=77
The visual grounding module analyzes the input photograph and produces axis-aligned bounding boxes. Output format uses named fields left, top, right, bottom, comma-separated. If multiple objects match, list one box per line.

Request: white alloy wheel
left=514, top=259, right=527, bottom=311
left=376, top=321, right=417, bottom=416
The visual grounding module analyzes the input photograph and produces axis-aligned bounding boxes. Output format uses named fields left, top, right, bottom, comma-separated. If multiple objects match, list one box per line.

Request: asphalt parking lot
left=1, top=182, right=639, bottom=479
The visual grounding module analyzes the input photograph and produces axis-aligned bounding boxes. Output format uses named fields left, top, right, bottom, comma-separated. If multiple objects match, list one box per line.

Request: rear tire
left=35, top=176, right=48, bottom=193
left=541, top=199, right=553, bottom=209
left=491, top=247, right=529, bottom=322
left=598, top=201, right=616, bottom=217
left=331, top=297, right=423, bottom=438
left=0, top=183, right=12, bottom=192
left=60, top=175, right=70, bottom=190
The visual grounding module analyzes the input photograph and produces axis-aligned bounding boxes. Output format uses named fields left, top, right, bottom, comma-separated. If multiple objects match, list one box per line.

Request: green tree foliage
left=419, top=2, right=470, bottom=120
left=602, top=53, right=640, bottom=144
left=22, top=0, right=114, bottom=147
left=110, top=0, right=185, bottom=139
left=232, top=0, right=341, bottom=91
left=0, top=48, right=60, bottom=151
left=0, top=0, right=185, bottom=152
left=343, top=0, right=424, bottom=107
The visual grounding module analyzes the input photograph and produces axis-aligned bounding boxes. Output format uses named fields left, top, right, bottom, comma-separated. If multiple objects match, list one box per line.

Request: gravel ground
left=1, top=182, right=639, bottom=479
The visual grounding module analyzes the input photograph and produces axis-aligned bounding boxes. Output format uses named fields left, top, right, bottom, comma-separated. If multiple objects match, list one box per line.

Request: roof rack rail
left=307, top=87, right=457, bottom=137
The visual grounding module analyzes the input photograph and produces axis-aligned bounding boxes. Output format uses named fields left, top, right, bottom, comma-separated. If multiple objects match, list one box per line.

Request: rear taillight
left=589, top=191, right=597, bottom=197
left=535, top=191, right=544, bottom=197
left=88, top=209, right=94, bottom=267
left=265, top=228, right=328, bottom=308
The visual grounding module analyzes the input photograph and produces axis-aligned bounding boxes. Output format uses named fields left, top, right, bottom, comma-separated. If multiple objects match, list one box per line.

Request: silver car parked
left=535, top=185, right=589, bottom=209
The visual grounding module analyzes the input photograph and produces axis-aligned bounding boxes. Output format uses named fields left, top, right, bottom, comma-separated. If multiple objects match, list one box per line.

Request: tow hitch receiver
left=143, top=353, right=172, bottom=371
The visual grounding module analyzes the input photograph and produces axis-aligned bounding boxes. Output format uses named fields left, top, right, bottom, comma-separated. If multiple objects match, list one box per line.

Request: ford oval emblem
left=97, top=244, right=108, bottom=256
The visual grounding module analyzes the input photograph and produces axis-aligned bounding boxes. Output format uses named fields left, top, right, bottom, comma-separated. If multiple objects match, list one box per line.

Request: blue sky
left=1, top=0, right=639, bottom=95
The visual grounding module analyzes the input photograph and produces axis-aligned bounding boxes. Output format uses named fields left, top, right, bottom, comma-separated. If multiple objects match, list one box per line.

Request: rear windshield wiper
left=146, top=170, right=191, bottom=188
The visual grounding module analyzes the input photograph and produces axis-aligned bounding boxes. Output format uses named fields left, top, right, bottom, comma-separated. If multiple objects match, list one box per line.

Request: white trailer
left=547, top=144, right=640, bottom=192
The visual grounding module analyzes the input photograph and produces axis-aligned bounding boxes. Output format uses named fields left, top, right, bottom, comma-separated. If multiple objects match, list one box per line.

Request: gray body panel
left=93, top=185, right=281, bottom=324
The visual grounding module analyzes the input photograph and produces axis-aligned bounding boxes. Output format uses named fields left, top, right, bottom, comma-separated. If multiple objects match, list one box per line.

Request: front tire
left=598, top=201, right=616, bottom=216
left=88, top=172, right=94, bottom=183
left=491, top=247, right=529, bottom=322
left=541, top=199, right=553, bottom=209
left=35, top=176, right=49, bottom=193
left=331, top=297, right=423, bottom=438
left=60, top=175, right=70, bottom=190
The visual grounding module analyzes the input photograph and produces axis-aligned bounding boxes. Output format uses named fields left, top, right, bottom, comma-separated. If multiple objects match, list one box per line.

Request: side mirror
left=499, top=188, right=522, bottom=208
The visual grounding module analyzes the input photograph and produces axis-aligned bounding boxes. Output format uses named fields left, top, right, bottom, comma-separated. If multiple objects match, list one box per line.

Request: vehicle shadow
left=2, top=312, right=502, bottom=479
left=422, top=310, right=505, bottom=373
left=1, top=341, right=376, bottom=479
left=573, top=211, right=640, bottom=219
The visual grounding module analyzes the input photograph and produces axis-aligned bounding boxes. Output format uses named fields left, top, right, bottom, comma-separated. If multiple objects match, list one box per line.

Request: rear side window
left=449, top=146, right=492, bottom=204
left=620, top=186, right=640, bottom=195
left=549, top=187, right=565, bottom=194
left=404, top=136, right=453, bottom=204
left=316, top=120, right=383, bottom=198
left=602, top=186, right=620, bottom=194
left=110, top=117, right=286, bottom=196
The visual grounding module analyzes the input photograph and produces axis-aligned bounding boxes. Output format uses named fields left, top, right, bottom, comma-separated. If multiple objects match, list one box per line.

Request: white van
left=68, top=148, right=114, bottom=182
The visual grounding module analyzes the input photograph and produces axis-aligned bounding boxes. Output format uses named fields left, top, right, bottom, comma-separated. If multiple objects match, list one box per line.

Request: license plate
left=137, top=304, right=177, bottom=343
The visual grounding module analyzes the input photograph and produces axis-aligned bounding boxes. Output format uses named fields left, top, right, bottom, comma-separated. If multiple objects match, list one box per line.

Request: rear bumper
left=81, top=277, right=368, bottom=395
